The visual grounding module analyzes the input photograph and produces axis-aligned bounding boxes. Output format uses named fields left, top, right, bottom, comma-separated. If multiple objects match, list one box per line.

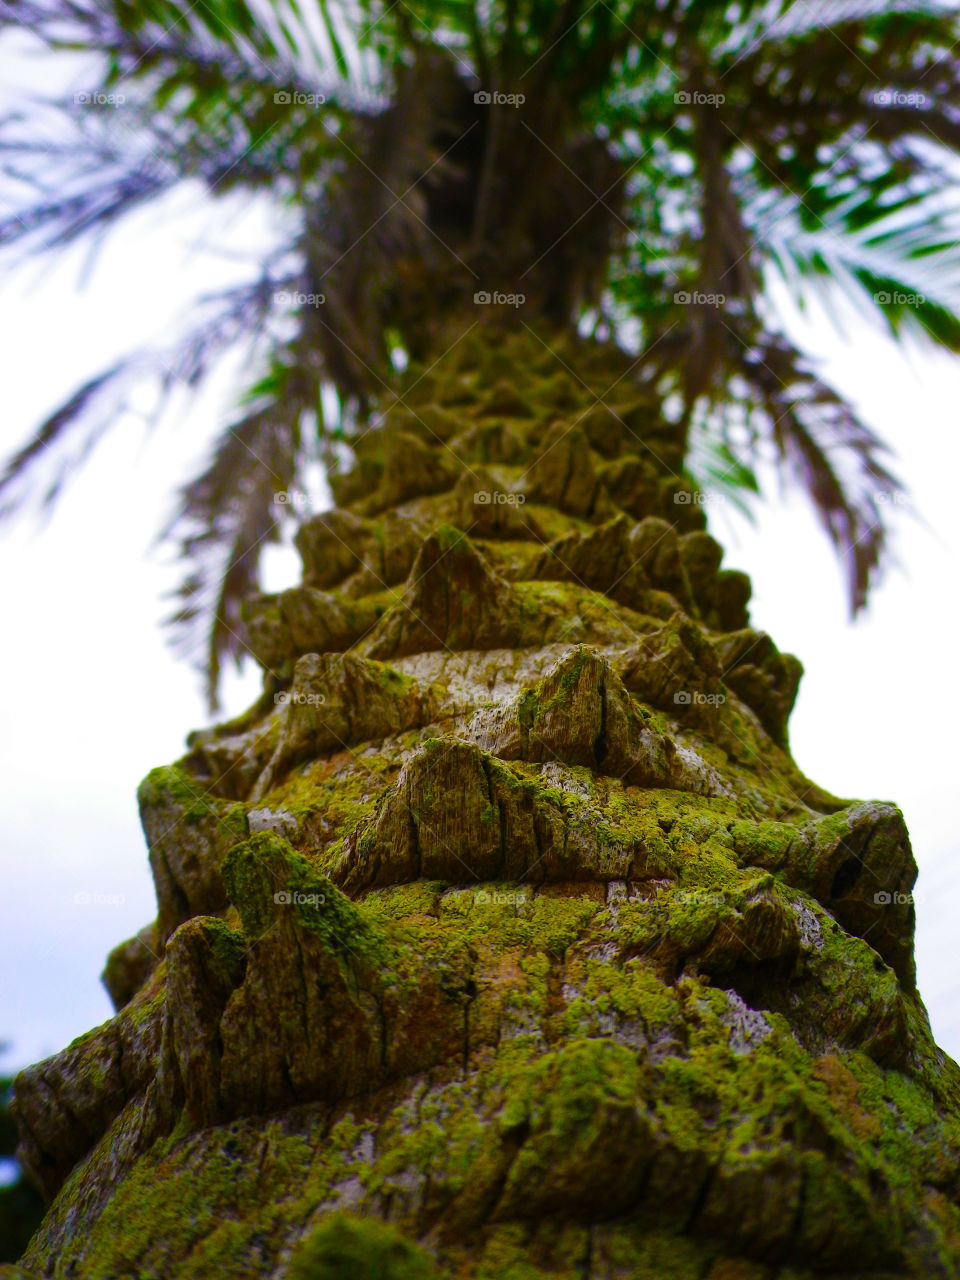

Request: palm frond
left=0, top=365, right=133, bottom=519
left=0, top=271, right=288, bottom=518
left=744, top=331, right=902, bottom=611
left=760, top=182, right=960, bottom=349
left=685, top=416, right=761, bottom=521
left=163, top=354, right=315, bottom=710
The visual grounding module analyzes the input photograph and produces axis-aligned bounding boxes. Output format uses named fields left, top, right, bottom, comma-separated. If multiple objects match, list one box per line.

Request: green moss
left=198, top=917, right=246, bottom=980
left=559, top=957, right=681, bottom=1039
left=513, top=580, right=645, bottom=642
left=269, top=758, right=385, bottom=824
left=364, top=880, right=447, bottom=921
left=62, top=1113, right=353, bottom=1279
left=125, top=981, right=166, bottom=1029
left=434, top=886, right=599, bottom=959
left=288, top=1215, right=439, bottom=1280
left=221, top=833, right=389, bottom=970
left=729, top=818, right=797, bottom=869
left=592, top=1225, right=721, bottom=1279
left=375, top=660, right=416, bottom=694
left=474, top=1222, right=588, bottom=1280
left=432, top=523, right=468, bottom=554
left=138, top=765, right=247, bottom=838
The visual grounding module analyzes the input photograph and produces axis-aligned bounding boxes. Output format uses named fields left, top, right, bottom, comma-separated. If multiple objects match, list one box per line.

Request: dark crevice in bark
left=595, top=667, right=609, bottom=767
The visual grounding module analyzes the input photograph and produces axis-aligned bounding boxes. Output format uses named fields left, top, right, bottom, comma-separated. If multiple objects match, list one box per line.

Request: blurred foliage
left=0, top=1048, right=44, bottom=1263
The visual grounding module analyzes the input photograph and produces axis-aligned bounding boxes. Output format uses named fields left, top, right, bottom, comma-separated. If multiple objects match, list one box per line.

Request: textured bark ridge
left=10, top=323, right=960, bottom=1280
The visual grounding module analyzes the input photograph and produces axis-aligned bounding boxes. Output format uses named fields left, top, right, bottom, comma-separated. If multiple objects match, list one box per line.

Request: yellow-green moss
left=287, top=1214, right=439, bottom=1280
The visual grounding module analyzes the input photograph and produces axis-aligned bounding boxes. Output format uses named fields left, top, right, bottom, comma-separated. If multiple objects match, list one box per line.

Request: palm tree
left=7, top=3, right=960, bottom=1277
left=2, top=0, right=959, bottom=705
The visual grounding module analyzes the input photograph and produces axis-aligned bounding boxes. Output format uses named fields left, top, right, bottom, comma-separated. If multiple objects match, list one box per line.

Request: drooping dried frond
left=744, top=332, right=902, bottom=611
left=0, top=272, right=288, bottom=521
left=162, top=355, right=316, bottom=710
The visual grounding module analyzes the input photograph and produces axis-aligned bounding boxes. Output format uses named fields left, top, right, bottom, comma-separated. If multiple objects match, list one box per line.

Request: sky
left=0, top=39, right=959, bottom=1075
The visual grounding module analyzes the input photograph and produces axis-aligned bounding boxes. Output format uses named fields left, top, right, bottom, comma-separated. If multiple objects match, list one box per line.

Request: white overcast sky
left=1, top=49, right=959, bottom=1074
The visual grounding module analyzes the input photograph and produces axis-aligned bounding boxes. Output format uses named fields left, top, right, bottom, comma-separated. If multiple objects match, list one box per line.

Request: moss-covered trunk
left=8, top=317, right=960, bottom=1279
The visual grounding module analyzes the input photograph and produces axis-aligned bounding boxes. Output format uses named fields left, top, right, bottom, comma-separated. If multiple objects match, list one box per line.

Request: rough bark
left=8, top=320, right=960, bottom=1280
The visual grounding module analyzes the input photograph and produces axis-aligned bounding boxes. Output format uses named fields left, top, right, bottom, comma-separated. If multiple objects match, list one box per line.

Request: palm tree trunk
left=11, top=318, right=960, bottom=1279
